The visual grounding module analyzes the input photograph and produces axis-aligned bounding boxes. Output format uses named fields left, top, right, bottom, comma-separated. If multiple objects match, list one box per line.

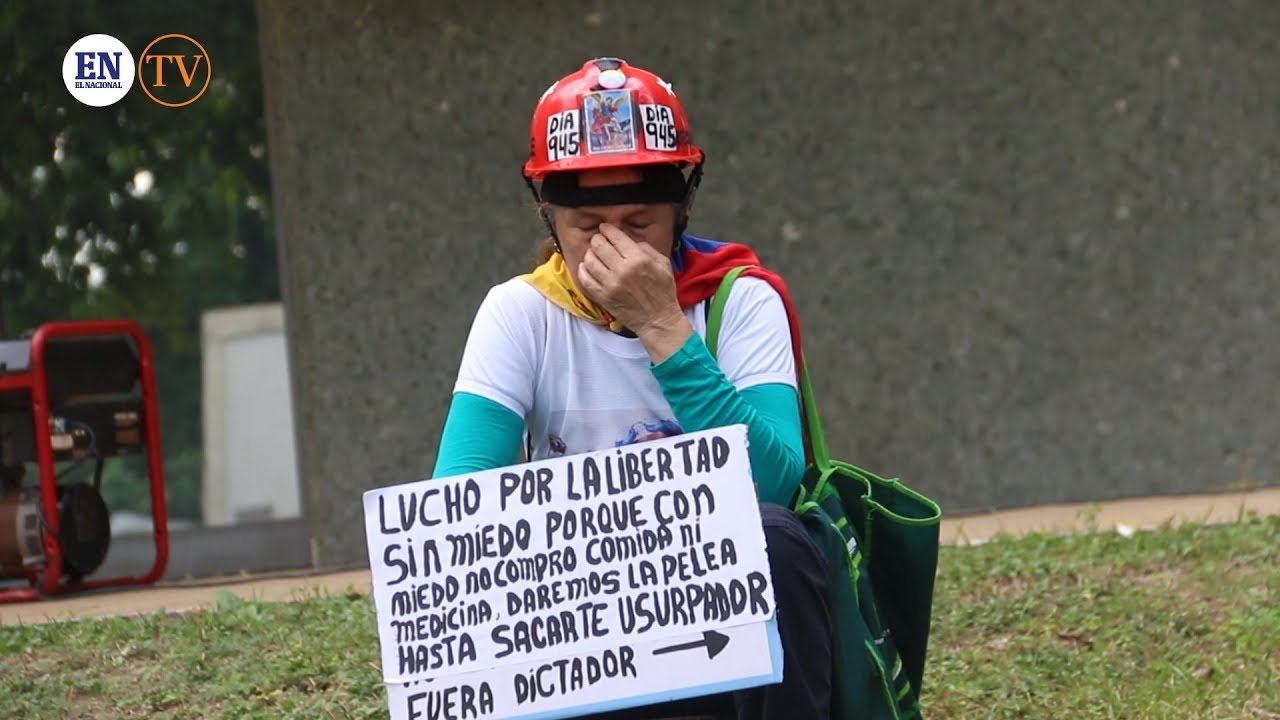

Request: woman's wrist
left=633, top=309, right=694, bottom=365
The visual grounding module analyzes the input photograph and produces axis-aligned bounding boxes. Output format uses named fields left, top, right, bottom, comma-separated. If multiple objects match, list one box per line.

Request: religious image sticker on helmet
left=584, top=90, right=637, bottom=155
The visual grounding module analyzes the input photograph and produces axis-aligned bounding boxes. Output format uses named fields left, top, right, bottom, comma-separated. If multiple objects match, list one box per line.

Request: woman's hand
left=577, top=223, right=693, bottom=362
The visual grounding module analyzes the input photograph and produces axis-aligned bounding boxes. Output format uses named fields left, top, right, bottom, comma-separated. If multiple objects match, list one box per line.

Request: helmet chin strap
left=524, top=175, right=563, bottom=253
left=671, top=157, right=705, bottom=256
left=675, top=159, right=704, bottom=238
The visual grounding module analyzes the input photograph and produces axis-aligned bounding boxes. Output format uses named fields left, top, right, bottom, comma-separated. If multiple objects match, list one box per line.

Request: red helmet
left=522, top=58, right=704, bottom=181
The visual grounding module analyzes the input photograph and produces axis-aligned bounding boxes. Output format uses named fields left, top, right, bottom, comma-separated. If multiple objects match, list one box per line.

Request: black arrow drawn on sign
left=652, top=630, right=730, bottom=660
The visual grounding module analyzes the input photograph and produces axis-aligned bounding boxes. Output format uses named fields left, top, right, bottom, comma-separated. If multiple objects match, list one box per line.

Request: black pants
left=590, top=502, right=833, bottom=720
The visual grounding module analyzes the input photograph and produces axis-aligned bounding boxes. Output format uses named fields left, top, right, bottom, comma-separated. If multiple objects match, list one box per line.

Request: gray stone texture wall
left=257, top=0, right=1280, bottom=567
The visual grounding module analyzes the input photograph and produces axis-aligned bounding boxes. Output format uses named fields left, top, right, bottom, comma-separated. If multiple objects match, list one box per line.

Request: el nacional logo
left=62, top=34, right=135, bottom=107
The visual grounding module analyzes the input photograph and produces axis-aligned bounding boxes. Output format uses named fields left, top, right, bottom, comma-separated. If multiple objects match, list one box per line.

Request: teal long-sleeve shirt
left=431, top=332, right=805, bottom=506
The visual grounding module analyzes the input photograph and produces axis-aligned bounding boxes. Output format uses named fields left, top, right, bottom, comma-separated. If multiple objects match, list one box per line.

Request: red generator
left=0, top=320, right=168, bottom=602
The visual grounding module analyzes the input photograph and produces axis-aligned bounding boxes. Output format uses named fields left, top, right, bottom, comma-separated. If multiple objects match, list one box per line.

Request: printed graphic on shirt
left=615, top=418, right=683, bottom=446
left=548, top=433, right=567, bottom=456
left=536, top=409, right=683, bottom=460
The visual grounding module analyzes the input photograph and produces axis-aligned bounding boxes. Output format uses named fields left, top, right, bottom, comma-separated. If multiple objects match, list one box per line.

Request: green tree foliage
left=1, top=1, right=278, bottom=522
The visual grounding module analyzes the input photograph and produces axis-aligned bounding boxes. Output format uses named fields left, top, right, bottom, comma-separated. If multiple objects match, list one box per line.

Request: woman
left=432, top=57, right=832, bottom=719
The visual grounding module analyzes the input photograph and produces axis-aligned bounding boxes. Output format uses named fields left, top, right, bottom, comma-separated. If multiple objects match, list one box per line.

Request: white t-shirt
left=453, top=275, right=796, bottom=460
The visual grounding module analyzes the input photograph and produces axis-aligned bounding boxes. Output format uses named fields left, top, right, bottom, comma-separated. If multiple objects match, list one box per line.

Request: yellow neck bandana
left=519, top=253, right=627, bottom=333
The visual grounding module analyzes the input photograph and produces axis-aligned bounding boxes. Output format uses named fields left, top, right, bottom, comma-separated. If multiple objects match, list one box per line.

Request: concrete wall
left=256, top=0, right=1280, bottom=567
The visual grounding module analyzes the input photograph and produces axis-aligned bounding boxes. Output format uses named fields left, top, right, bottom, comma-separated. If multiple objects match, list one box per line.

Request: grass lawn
left=1, top=514, right=1276, bottom=719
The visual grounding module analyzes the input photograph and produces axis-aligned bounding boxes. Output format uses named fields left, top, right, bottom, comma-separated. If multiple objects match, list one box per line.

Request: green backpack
left=706, top=265, right=943, bottom=720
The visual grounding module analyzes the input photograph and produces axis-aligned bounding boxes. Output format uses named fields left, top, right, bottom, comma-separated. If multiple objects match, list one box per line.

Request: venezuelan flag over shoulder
left=520, top=234, right=806, bottom=377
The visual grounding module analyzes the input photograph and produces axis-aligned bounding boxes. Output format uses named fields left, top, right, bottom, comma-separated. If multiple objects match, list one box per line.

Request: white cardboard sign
left=384, top=621, right=781, bottom=720
left=362, top=424, right=783, bottom=719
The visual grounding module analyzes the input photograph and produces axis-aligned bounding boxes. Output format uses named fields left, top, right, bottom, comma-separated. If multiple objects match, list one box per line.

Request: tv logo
left=61, top=33, right=211, bottom=108
left=137, top=33, right=211, bottom=107
left=62, top=34, right=135, bottom=107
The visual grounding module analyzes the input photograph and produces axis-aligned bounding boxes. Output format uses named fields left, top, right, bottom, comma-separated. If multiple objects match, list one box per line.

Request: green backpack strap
left=706, top=266, right=831, bottom=470
left=705, top=265, right=749, bottom=357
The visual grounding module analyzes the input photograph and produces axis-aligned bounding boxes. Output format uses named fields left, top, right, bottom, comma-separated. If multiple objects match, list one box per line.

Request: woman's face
left=550, top=168, right=678, bottom=294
